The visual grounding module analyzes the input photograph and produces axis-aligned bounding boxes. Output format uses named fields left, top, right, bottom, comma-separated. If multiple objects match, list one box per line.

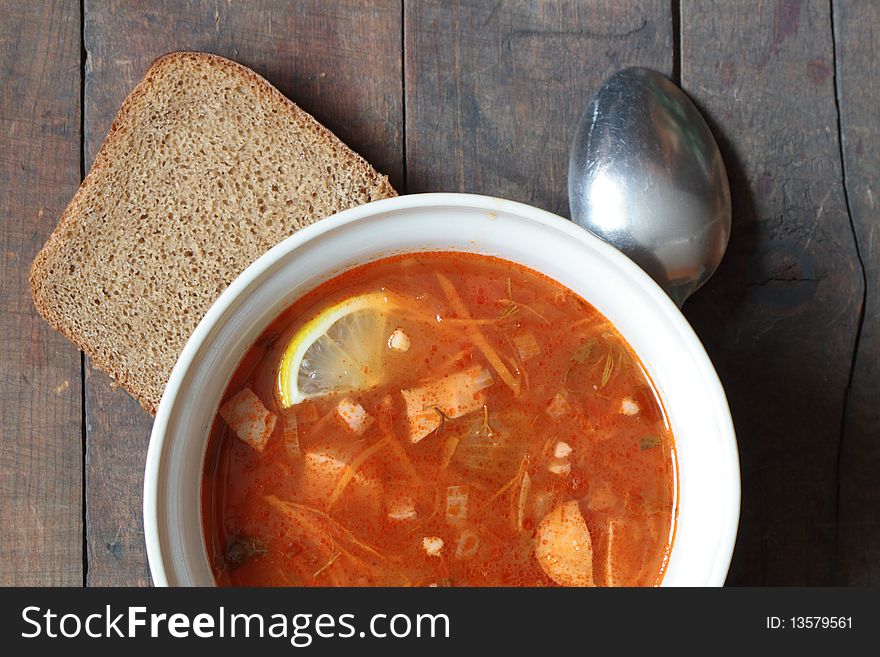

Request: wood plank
left=82, top=0, right=403, bottom=585
left=832, top=0, right=879, bottom=585
left=404, top=0, right=673, bottom=215
left=0, top=0, right=83, bottom=585
left=680, top=0, right=864, bottom=584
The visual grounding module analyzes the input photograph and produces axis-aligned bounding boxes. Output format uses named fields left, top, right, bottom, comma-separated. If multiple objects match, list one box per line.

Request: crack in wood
left=829, top=0, right=869, bottom=582
left=79, top=0, right=88, bottom=590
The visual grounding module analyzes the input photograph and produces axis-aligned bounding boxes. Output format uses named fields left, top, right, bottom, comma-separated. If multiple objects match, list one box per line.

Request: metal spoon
left=568, top=67, right=731, bottom=307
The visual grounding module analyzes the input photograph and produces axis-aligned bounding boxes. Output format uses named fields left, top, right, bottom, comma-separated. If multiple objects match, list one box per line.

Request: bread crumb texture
left=29, top=52, right=397, bottom=414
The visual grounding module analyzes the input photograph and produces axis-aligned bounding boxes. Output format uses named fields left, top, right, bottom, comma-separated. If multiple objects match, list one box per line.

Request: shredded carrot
left=328, top=437, right=391, bottom=507
left=482, top=456, right=529, bottom=509
left=386, top=434, right=421, bottom=483
left=435, top=272, right=520, bottom=395
left=265, top=496, right=389, bottom=564
left=497, top=298, right=551, bottom=324
left=313, top=551, right=342, bottom=579
left=502, top=353, right=524, bottom=399
left=310, top=404, right=340, bottom=437
left=439, top=433, right=460, bottom=470
left=514, top=470, right=532, bottom=532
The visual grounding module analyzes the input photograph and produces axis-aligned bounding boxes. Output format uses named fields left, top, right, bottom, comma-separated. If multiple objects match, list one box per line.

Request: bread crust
left=29, top=51, right=397, bottom=414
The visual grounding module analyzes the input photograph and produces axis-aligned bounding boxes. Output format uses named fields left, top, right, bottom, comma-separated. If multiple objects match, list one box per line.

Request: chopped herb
left=225, top=535, right=269, bottom=568
left=562, top=361, right=575, bottom=386
left=479, top=404, right=495, bottom=438
left=500, top=278, right=550, bottom=325
left=313, top=551, right=342, bottom=579
left=496, top=303, right=520, bottom=321
left=600, top=349, right=615, bottom=387
left=434, top=407, right=450, bottom=436
left=261, top=333, right=280, bottom=350
left=639, top=436, right=661, bottom=450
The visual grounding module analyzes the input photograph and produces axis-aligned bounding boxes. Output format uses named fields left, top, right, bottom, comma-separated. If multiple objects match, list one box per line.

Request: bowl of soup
left=144, top=193, right=740, bottom=586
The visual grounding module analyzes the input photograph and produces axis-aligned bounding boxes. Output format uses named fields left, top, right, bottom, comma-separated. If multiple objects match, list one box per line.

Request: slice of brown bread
left=30, top=51, right=396, bottom=415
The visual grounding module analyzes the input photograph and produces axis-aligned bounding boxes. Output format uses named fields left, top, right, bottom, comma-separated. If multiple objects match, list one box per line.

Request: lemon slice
left=277, top=292, right=394, bottom=407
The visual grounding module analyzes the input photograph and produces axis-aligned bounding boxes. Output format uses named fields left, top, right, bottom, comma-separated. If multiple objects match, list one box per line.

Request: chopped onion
left=548, top=461, right=572, bottom=476
left=548, top=441, right=572, bottom=477
left=336, top=398, right=374, bottom=434
left=512, top=331, right=541, bottom=362
left=554, top=441, right=573, bottom=458
left=445, top=485, right=469, bottom=524
left=422, top=536, right=444, bottom=557
left=388, top=327, right=411, bottom=352
left=620, top=397, right=640, bottom=416
left=546, top=392, right=572, bottom=419
left=454, top=529, right=481, bottom=560
left=282, top=414, right=300, bottom=459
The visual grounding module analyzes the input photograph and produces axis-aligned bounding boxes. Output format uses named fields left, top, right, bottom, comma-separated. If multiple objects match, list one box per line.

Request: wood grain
left=680, top=0, right=864, bottom=584
left=404, top=0, right=673, bottom=215
left=833, top=0, right=879, bottom=585
left=82, top=0, right=403, bottom=585
left=0, top=0, right=83, bottom=585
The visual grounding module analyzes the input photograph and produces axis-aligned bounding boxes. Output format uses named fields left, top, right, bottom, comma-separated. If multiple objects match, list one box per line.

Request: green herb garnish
left=226, top=535, right=269, bottom=567
left=600, top=348, right=615, bottom=387
left=639, top=436, right=661, bottom=450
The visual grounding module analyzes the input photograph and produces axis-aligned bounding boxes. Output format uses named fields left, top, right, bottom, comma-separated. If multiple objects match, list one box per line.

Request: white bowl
left=144, top=193, right=740, bottom=586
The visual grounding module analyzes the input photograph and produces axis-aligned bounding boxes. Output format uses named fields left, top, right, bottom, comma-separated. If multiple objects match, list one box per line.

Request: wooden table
left=1, top=0, right=876, bottom=586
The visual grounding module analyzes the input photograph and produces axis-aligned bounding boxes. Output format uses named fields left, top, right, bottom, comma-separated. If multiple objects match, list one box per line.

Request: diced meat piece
left=454, top=529, right=481, bottom=560
left=546, top=392, right=571, bottom=419
left=512, top=331, right=541, bottom=362
left=388, top=328, right=411, bottom=352
left=219, top=388, right=277, bottom=451
left=445, top=485, right=469, bottom=525
left=336, top=398, right=374, bottom=434
left=422, top=536, right=444, bottom=557
left=620, top=397, right=640, bottom=416
left=402, top=366, right=494, bottom=442
left=535, top=500, right=595, bottom=587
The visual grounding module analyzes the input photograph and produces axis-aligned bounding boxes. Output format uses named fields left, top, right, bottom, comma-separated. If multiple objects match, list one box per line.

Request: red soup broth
left=202, top=252, right=677, bottom=587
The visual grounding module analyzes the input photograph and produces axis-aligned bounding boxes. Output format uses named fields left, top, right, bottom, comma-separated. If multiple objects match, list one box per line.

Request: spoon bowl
left=568, top=67, right=731, bottom=306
